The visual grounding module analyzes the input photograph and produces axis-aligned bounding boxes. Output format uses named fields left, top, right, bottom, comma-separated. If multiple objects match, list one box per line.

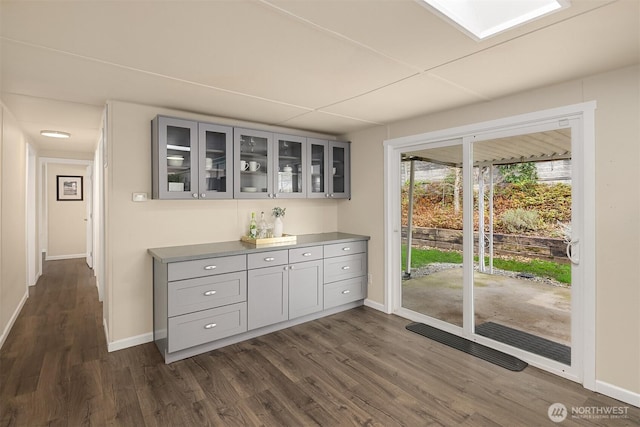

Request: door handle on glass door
left=566, top=238, right=579, bottom=264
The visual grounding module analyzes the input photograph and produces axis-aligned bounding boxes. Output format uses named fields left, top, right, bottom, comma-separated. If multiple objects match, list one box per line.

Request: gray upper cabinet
left=307, top=138, right=351, bottom=199
left=154, top=116, right=350, bottom=200
left=274, top=134, right=307, bottom=199
left=329, top=141, right=351, bottom=199
left=234, top=128, right=274, bottom=199
left=152, top=116, right=232, bottom=200
left=199, top=122, right=234, bottom=199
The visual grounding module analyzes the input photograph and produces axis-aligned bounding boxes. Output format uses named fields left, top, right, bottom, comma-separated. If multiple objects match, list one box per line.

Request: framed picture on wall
left=56, top=175, right=83, bottom=201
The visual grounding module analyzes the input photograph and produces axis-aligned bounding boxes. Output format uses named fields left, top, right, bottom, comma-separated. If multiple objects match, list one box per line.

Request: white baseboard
left=364, top=298, right=386, bottom=312
left=0, top=290, right=28, bottom=350
left=106, top=330, right=154, bottom=353
left=29, top=272, right=41, bottom=287
left=596, top=380, right=640, bottom=408
left=46, top=253, right=86, bottom=261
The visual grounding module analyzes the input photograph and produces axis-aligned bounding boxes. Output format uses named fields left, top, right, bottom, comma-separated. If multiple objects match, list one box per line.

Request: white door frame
left=383, top=101, right=596, bottom=389
left=26, top=143, right=39, bottom=286
left=85, top=165, right=94, bottom=269
left=40, top=157, right=94, bottom=262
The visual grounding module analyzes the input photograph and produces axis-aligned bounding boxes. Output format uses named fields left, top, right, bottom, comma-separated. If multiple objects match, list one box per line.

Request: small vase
left=273, top=217, right=283, bottom=237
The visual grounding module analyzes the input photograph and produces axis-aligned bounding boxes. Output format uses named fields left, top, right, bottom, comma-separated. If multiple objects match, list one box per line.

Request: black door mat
left=475, top=322, right=571, bottom=366
left=406, top=322, right=528, bottom=372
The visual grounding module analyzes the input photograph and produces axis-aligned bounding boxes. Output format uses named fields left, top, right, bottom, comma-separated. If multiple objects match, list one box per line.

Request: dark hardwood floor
left=1, top=259, right=638, bottom=426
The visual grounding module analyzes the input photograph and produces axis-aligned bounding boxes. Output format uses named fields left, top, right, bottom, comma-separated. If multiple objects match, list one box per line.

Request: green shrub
left=499, top=208, right=539, bottom=233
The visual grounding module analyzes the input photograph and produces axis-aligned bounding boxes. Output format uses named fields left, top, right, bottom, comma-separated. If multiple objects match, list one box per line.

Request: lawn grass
left=402, top=246, right=571, bottom=284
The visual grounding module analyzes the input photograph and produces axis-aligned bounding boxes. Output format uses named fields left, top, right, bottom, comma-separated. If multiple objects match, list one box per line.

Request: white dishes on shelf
left=242, top=187, right=257, bottom=192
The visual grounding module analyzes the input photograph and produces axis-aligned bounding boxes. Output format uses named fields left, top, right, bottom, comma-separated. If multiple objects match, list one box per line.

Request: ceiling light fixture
left=419, top=0, right=570, bottom=41
left=41, top=130, right=71, bottom=139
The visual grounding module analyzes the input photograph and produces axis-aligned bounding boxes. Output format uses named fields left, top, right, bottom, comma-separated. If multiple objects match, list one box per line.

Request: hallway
left=1, top=259, right=638, bottom=426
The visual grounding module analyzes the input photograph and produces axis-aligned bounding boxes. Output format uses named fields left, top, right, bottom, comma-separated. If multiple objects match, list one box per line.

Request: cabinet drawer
left=289, top=246, right=323, bottom=263
left=168, top=271, right=246, bottom=317
left=168, top=303, right=247, bottom=353
left=168, top=255, right=246, bottom=281
left=324, top=253, right=367, bottom=283
left=324, top=241, right=366, bottom=258
left=324, top=277, right=366, bottom=310
left=247, top=250, right=288, bottom=269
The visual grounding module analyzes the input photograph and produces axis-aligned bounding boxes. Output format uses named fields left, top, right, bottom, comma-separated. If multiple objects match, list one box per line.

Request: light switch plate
left=132, top=192, right=148, bottom=202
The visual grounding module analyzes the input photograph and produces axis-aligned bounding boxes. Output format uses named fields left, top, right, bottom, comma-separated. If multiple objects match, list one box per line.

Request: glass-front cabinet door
left=234, top=128, right=273, bottom=198
left=199, top=123, right=232, bottom=199
left=329, top=141, right=350, bottom=199
left=275, top=134, right=306, bottom=198
left=152, top=116, right=199, bottom=200
left=307, top=138, right=329, bottom=198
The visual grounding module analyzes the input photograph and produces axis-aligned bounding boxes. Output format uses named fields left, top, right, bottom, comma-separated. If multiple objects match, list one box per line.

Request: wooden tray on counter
left=241, top=234, right=297, bottom=246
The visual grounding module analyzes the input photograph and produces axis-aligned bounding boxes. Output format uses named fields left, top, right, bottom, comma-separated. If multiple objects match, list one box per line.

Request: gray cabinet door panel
left=248, top=265, right=289, bottom=330
left=289, top=260, right=323, bottom=319
left=324, top=276, right=366, bottom=310
left=168, top=303, right=247, bottom=353
left=168, top=255, right=246, bottom=281
left=324, top=240, right=366, bottom=258
left=168, top=271, right=247, bottom=317
left=323, top=253, right=367, bottom=283
left=289, top=245, right=323, bottom=263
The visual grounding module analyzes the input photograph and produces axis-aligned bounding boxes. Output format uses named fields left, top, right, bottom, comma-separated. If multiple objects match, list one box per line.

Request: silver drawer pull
left=342, top=290, right=351, bottom=294
left=342, top=266, right=350, bottom=270
left=204, top=323, right=217, bottom=329
left=342, top=247, right=351, bottom=251
left=204, top=290, right=217, bottom=296
left=204, top=265, right=217, bottom=270
left=303, top=252, right=312, bottom=257
left=264, top=257, right=275, bottom=262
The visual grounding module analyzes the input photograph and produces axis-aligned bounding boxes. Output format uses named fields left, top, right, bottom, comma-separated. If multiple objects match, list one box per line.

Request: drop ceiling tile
left=1, top=1, right=416, bottom=108
left=1, top=39, right=312, bottom=128
left=429, top=1, right=640, bottom=101
left=320, top=72, right=487, bottom=124
left=278, top=111, right=381, bottom=135
left=265, top=0, right=613, bottom=70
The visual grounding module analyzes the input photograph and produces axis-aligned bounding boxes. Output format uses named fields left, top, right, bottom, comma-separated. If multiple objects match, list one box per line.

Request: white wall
left=0, top=104, right=29, bottom=347
left=104, top=100, right=340, bottom=343
left=46, top=163, right=87, bottom=259
left=340, top=65, right=640, bottom=396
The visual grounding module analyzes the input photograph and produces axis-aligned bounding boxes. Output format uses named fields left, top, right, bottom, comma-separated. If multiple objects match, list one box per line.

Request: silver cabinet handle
left=201, top=193, right=206, bottom=198
left=204, top=265, right=217, bottom=270
left=290, top=265, right=294, bottom=270
left=204, top=323, right=217, bottom=329
left=341, top=290, right=350, bottom=294
left=273, top=193, right=278, bottom=198
left=204, top=290, right=217, bottom=296
left=330, top=194, right=335, bottom=197
left=325, top=194, right=330, bottom=198
left=342, top=266, right=350, bottom=270
left=303, top=252, right=312, bottom=257
left=264, top=257, right=275, bottom=262
left=192, top=193, right=198, bottom=198
left=342, top=247, right=351, bottom=251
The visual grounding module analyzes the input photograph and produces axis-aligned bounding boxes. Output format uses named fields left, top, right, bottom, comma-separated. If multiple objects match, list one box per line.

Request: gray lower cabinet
left=247, top=264, right=289, bottom=330
left=151, top=234, right=368, bottom=363
left=289, top=259, right=323, bottom=319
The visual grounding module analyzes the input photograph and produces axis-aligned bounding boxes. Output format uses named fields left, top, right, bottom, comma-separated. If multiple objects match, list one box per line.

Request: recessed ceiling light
left=419, top=0, right=570, bottom=40
left=41, top=130, right=71, bottom=139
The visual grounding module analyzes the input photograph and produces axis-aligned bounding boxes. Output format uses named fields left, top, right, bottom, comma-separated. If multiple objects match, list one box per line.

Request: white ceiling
left=1, top=0, right=638, bottom=154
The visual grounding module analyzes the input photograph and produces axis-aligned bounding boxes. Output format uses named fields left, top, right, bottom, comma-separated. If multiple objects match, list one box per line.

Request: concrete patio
left=402, top=267, right=571, bottom=345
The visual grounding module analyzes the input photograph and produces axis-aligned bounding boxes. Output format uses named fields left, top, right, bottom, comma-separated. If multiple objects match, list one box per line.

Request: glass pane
left=332, top=146, right=345, bottom=193
left=205, top=130, right=227, bottom=193
left=401, top=145, right=463, bottom=327
left=277, top=138, right=303, bottom=194
left=166, top=125, right=192, bottom=193
left=239, top=133, right=268, bottom=194
left=472, top=130, right=572, bottom=365
left=310, top=143, right=325, bottom=194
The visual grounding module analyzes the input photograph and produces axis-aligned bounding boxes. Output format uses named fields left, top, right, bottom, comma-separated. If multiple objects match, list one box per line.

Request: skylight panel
left=420, top=0, right=570, bottom=40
